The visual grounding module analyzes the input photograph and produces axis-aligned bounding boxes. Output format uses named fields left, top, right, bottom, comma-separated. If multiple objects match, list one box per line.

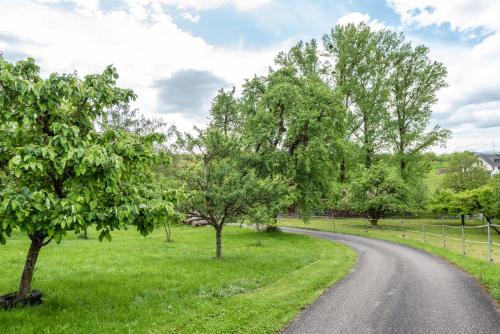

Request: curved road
left=281, top=227, right=500, bottom=334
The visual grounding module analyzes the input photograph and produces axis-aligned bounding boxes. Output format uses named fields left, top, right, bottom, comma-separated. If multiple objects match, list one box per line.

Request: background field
left=0, top=226, right=355, bottom=334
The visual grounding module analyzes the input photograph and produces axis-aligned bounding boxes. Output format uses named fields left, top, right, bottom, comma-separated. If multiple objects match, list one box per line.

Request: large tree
left=387, top=41, right=450, bottom=179
left=239, top=40, right=345, bottom=220
left=323, top=23, right=399, bottom=169
left=0, top=57, right=176, bottom=303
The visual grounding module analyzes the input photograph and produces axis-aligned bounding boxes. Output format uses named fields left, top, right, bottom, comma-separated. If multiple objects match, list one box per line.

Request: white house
left=476, top=153, right=500, bottom=175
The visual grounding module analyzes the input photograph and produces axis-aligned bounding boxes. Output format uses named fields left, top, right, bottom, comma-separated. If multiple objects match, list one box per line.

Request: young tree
left=177, top=91, right=288, bottom=259
left=344, top=163, right=408, bottom=225
left=428, top=189, right=469, bottom=225
left=0, top=58, right=176, bottom=303
left=461, top=183, right=500, bottom=234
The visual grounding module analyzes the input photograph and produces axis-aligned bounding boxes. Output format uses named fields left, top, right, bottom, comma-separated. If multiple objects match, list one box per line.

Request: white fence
left=279, top=215, right=500, bottom=263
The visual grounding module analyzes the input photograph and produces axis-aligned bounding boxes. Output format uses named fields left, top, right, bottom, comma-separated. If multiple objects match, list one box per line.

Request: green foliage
left=428, top=189, right=463, bottom=216
left=239, top=40, right=345, bottom=220
left=98, top=103, right=167, bottom=135
left=323, top=23, right=449, bottom=180
left=0, top=57, right=175, bottom=244
left=323, top=23, right=397, bottom=168
left=442, top=152, right=490, bottom=192
left=430, top=176, right=500, bottom=227
left=386, top=40, right=450, bottom=178
left=177, top=90, right=290, bottom=257
left=344, top=163, right=408, bottom=224
left=0, top=57, right=178, bottom=298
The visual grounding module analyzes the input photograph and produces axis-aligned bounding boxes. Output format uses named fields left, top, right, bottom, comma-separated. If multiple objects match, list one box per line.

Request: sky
left=1, top=0, right=499, bottom=153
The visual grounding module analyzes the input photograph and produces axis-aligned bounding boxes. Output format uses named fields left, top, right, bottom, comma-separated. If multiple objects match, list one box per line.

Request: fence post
left=333, top=217, right=336, bottom=233
left=487, top=221, right=492, bottom=263
left=423, top=224, right=426, bottom=244
left=442, top=224, right=446, bottom=249
left=461, top=224, right=465, bottom=256
left=401, top=221, right=405, bottom=239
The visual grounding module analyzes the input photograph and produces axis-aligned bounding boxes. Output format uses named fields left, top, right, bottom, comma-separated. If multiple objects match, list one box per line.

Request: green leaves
left=0, top=57, right=176, bottom=246
left=344, top=163, right=409, bottom=222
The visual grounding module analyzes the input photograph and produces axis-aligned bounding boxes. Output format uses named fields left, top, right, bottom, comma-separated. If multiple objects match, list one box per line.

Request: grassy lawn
left=0, top=225, right=356, bottom=334
left=426, top=160, right=447, bottom=192
left=279, top=217, right=500, bottom=302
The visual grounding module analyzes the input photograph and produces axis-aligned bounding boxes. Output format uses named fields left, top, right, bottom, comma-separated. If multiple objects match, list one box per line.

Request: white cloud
left=387, top=0, right=500, bottom=32
left=0, top=0, right=282, bottom=132
left=336, top=12, right=389, bottom=31
left=155, top=0, right=273, bottom=12
left=181, top=12, right=200, bottom=22
left=386, top=0, right=500, bottom=152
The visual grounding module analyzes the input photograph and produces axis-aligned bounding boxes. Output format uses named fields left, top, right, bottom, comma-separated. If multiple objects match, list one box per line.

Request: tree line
left=1, top=23, right=490, bottom=306
left=428, top=152, right=500, bottom=233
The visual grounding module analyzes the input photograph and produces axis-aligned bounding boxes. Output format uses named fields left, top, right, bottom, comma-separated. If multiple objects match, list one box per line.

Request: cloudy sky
left=1, top=0, right=499, bottom=152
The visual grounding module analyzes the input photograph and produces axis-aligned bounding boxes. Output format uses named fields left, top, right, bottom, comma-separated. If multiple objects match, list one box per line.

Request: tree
left=442, top=152, right=490, bottom=192
left=98, top=103, right=167, bottom=135
left=461, top=183, right=500, bottom=234
left=428, top=189, right=468, bottom=225
left=344, top=163, right=408, bottom=225
left=177, top=91, right=288, bottom=259
left=0, top=58, right=177, bottom=303
left=323, top=23, right=398, bottom=169
left=239, top=40, right=345, bottom=220
left=387, top=41, right=450, bottom=179
left=97, top=100, right=183, bottom=242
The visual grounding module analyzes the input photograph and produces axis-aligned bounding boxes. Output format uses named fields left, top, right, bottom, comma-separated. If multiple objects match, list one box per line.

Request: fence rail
left=279, top=215, right=500, bottom=263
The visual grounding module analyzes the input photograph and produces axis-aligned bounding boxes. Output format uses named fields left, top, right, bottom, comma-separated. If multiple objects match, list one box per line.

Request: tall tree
left=387, top=42, right=450, bottom=179
left=323, top=23, right=399, bottom=169
left=0, top=58, right=176, bottom=303
left=240, top=40, right=345, bottom=220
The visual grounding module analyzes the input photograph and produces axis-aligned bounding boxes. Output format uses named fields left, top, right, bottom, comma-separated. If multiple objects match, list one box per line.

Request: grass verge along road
left=0, top=226, right=355, bottom=334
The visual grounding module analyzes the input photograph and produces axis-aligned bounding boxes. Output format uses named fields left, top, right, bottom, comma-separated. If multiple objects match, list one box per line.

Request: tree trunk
left=215, top=226, right=223, bottom=259
left=17, top=233, right=45, bottom=300
left=461, top=215, right=465, bottom=226
left=368, top=219, right=378, bottom=226
left=163, top=222, right=172, bottom=242
left=83, top=225, right=88, bottom=239
left=365, top=147, right=372, bottom=168
left=339, top=158, right=346, bottom=182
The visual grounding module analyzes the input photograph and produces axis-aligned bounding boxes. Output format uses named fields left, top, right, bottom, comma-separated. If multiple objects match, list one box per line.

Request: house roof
left=476, top=153, right=500, bottom=167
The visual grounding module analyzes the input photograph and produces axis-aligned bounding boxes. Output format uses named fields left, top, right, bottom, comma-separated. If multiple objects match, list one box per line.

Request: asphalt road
left=281, top=227, right=500, bottom=334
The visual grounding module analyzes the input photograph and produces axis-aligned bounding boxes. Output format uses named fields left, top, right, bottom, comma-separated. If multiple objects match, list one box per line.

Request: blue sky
left=1, top=0, right=500, bottom=152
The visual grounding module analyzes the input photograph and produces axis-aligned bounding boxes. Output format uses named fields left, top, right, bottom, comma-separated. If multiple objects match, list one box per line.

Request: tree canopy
left=0, top=57, right=177, bottom=301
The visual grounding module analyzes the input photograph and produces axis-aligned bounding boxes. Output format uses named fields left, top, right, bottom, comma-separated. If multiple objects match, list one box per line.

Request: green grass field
left=0, top=225, right=355, bottom=334
left=425, top=160, right=447, bottom=192
left=279, top=217, right=500, bottom=302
